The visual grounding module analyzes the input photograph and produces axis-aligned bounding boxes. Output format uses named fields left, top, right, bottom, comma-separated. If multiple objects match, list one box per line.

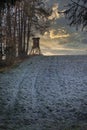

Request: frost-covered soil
left=0, top=55, right=87, bottom=130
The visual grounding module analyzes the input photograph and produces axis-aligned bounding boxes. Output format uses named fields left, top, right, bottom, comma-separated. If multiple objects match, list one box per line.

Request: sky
left=40, top=0, right=87, bottom=55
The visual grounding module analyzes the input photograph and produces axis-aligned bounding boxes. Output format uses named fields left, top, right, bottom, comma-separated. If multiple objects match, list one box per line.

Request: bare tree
left=62, top=0, right=87, bottom=30
left=16, top=0, right=52, bottom=56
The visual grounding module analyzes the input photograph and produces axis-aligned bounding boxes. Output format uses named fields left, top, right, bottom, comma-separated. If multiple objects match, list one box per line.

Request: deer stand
left=29, top=37, right=41, bottom=55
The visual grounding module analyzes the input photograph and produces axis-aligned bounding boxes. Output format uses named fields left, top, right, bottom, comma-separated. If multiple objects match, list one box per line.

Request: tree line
left=0, top=0, right=52, bottom=65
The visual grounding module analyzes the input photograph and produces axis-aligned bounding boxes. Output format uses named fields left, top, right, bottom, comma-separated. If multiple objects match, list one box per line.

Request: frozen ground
left=0, top=55, right=87, bottom=130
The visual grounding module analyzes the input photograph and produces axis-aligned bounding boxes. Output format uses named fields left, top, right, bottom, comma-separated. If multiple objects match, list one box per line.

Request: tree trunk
left=26, top=17, right=31, bottom=55
left=0, top=9, right=2, bottom=62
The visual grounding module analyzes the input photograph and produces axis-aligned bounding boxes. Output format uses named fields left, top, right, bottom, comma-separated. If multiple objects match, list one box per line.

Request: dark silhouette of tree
left=62, top=0, right=87, bottom=30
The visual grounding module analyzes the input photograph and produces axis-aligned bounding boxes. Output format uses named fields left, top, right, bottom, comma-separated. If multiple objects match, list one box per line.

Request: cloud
left=49, top=29, right=70, bottom=39
left=49, top=3, right=60, bottom=20
left=44, top=28, right=70, bottom=39
left=42, top=0, right=87, bottom=53
left=81, top=39, right=87, bottom=44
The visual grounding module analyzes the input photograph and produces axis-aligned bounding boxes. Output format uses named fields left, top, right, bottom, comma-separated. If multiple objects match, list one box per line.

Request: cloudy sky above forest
left=40, top=0, right=87, bottom=55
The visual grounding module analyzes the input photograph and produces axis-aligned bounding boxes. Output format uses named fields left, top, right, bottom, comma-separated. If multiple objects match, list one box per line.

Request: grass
left=0, top=63, right=20, bottom=73
left=0, top=56, right=31, bottom=73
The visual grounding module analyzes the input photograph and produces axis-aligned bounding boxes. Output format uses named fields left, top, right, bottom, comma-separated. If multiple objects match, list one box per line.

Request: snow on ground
left=0, top=55, right=87, bottom=130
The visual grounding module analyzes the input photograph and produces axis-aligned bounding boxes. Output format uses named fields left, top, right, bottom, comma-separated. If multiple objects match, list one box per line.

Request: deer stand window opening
left=30, top=37, right=41, bottom=55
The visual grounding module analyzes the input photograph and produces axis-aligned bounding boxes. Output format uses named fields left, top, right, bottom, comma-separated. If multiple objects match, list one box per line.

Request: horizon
left=37, top=0, right=87, bottom=55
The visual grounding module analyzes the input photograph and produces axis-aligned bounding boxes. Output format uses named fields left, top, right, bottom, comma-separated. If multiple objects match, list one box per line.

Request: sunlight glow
left=49, top=29, right=70, bottom=39
left=41, top=42, right=87, bottom=55
left=49, top=3, right=60, bottom=20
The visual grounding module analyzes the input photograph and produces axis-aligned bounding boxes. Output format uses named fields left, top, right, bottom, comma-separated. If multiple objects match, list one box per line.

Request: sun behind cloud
left=44, top=29, right=70, bottom=39
left=49, top=3, right=60, bottom=20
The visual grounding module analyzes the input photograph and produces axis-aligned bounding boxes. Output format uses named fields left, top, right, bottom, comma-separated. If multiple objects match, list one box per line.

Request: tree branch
left=71, top=0, right=87, bottom=9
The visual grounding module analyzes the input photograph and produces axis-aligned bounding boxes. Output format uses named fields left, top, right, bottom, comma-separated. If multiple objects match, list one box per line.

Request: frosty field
left=0, top=55, right=87, bottom=130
